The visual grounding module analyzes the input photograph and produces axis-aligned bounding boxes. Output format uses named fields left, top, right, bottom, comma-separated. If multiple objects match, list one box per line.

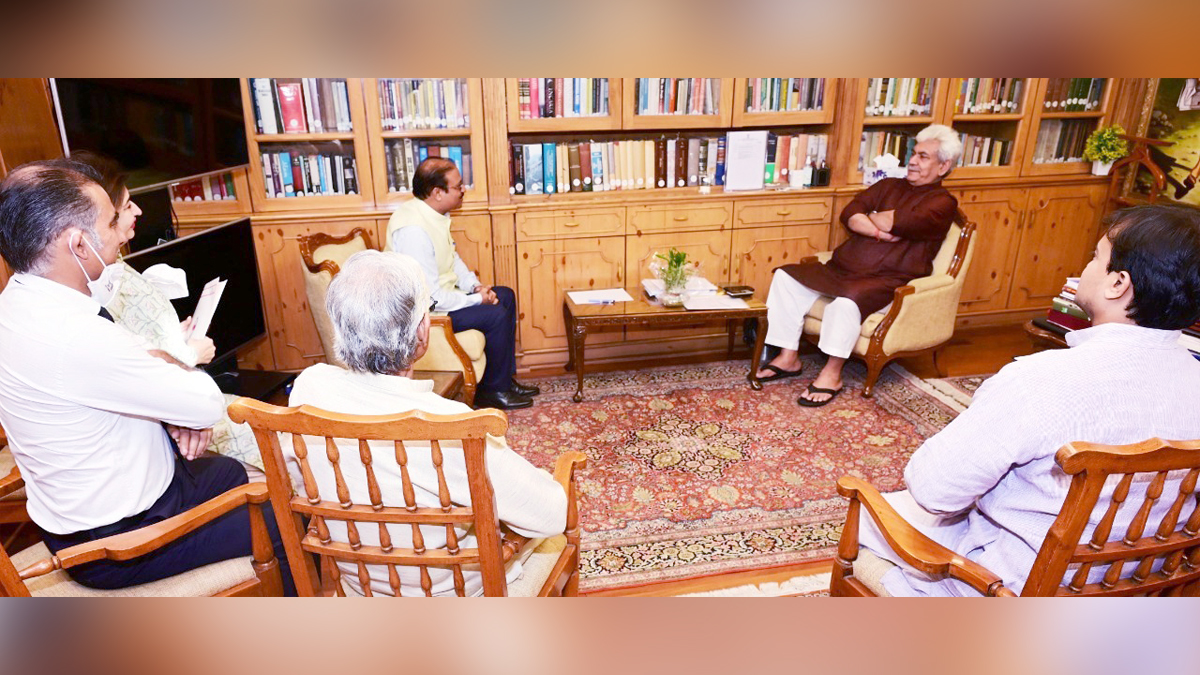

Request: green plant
left=1084, top=125, right=1129, bottom=164
left=651, top=248, right=695, bottom=290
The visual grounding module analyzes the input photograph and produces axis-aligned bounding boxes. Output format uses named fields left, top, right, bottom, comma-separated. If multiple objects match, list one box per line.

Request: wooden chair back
left=298, top=227, right=375, bottom=277
left=0, top=466, right=30, bottom=596
left=1024, top=438, right=1200, bottom=596
left=228, top=397, right=529, bottom=597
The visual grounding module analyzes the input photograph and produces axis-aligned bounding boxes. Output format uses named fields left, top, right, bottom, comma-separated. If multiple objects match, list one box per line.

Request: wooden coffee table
left=563, top=289, right=768, bottom=403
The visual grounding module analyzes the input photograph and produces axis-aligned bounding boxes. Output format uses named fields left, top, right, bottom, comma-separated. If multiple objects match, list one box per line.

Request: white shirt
left=289, top=364, right=566, bottom=596
left=385, top=199, right=481, bottom=312
left=879, top=323, right=1200, bottom=595
left=0, top=274, right=226, bottom=534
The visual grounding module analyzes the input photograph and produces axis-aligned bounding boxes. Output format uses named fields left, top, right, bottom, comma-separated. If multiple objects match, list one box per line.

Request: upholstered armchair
left=298, top=228, right=485, bottom=405
left=801, top=211, right=977, bottom=397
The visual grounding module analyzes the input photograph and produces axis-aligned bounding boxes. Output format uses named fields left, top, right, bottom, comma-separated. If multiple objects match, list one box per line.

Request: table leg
left=748, top=315, right=767, bottom=390
left=726, top=319, right=736, bottom=359
left=570, top=323, right=588, bottom=403
left=563, top=303, right=576, bottom=372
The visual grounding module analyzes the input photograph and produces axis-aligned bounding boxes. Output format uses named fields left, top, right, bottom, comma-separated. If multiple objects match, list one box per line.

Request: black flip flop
left=797, top=384, right=843, bottom=407
left=757, top=363, right=804, bottom=383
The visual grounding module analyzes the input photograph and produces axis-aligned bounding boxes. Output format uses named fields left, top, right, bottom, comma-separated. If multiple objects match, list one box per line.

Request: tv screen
left=123, top=218, right=265, bottom=370
left=53, top=78, right=249, bottom=190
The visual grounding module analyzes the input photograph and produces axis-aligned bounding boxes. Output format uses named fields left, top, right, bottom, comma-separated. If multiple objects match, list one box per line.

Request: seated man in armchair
left=756, top=124, right=962, bottom=406
left=287, top=250, right=567, bottom=596
left=857, top=204, right=1200, bottom=596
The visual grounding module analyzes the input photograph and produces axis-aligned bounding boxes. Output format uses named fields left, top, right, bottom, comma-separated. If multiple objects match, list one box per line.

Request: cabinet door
left=953, top=188, right=1026, bottom=314
left=253, top=219, right=386, bottom=371
left=1007, top=184, right=1106, bottom=310
left=450, top=214, right=494, bottom=285
left=625, top=229, right=732, bottom=341
left=516, top=236, right=625, bottom=353
left=731, top=224, right=830, bottom=301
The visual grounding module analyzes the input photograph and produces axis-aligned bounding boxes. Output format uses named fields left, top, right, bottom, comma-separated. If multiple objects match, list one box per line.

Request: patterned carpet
left=506, top=356, right=965, bottom=592
left=923, top=373, right=992, bottom=411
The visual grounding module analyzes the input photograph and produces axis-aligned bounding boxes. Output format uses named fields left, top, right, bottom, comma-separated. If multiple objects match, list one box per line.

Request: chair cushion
left=851, top=548, right=896, bottom=597
left=0, top=446, right=24, bottom=502
left=10, top=542, right=257, bottom=597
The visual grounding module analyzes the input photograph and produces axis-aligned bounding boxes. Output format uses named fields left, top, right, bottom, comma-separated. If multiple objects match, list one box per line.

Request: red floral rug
left=506, top=357, right=963, bottom=592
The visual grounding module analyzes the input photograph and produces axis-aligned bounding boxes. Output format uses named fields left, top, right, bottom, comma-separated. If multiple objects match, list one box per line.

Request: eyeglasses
left=429, top=300, right=438, bottom=314
left=445, top=183, right=466, bottom=194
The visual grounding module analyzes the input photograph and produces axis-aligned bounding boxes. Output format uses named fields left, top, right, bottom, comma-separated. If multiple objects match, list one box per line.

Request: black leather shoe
left=510, top=380, right=541, bottom=397
left=474, top=389, right=533, bottom=410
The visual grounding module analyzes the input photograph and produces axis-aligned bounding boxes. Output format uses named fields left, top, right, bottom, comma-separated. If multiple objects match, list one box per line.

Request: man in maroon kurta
left=757, top=126, right=960, bottom=406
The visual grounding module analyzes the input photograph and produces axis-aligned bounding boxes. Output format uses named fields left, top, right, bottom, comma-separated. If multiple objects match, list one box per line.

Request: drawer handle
left=563, top=221, right=581, bottom=227
left=673, top=215, right=689, bottom=221
left=776, top=209, right=793, bottom=216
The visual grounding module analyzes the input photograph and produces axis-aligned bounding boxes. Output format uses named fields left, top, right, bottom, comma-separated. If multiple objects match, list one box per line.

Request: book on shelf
left=378, top=78, right=469, bottom=131
left=745, top=78, right=825, bottom=112
left=172, top=174, right=237, bottom=202
left=384, top=139, right=473, bottom=193
left=1045, top=277, right=1091, bottom=331
left=517, top=78, right=609, bottom=118
left=251, top=78, right=353, bottom=135
left=633, top=78, right=719, bottom=116
left=955, top=133, right=1014, bottom=167
left=865, top=78, right=935, bottom=117
left=542, top=143, right=557, bottom=194
left=260, top=145, right=358, bottom=198
left=859, top=129, right=918, bottom=171
left=1032, top=119, right=1092, bottom=163
left=955, top=78, right=1024, bottom=114
left=1043, top=78, right=1106, bottom=112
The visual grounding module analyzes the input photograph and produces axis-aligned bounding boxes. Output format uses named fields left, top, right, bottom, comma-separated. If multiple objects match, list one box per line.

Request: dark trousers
left=448, top=285, right=518, bottom=393
left=41, top=455, right=296, bottom=596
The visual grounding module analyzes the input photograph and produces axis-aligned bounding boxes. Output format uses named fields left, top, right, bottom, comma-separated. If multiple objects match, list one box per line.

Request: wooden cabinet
left=733, top=196, right=832, bottom=229
left=627, top=201, right=732, bottom=234
left=1007, top=184, right=1107, bottom=309
left=953, top=188, right=1026, bottom=314
left=624, top=229, right=733, bottom=342
left=515, top=206, right=625, bottom=241
left=731, top=224, right=830, bottom=299
left=448, top=213, right=495, bottom=284
left=516, top=236, right=626, bottom=353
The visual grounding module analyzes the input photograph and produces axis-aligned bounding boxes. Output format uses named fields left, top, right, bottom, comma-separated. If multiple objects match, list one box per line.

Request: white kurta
left=860, top=322, right=1200, bottom=596
left=288, top=364, right=566, bottom=596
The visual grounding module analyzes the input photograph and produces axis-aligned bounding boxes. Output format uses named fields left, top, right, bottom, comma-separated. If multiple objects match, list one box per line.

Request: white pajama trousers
left=764, top=269, right=861, bottom=359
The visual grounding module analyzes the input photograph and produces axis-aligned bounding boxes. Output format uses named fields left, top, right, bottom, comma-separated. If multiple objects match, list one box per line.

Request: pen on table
left=587, top=300, right=618, bottom=305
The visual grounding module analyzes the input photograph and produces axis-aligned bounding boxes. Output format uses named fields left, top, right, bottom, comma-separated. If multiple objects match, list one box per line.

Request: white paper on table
left=683, top=295, right=748, bottom=311
left=187, top=277, right=226, bottom=340
left=567, top=288, right=634, bottom=304
left=1179, top=332, right=1200, bottom=354
left=723, top=130, right=768, bottom=192
left=641, top=277, right=718, bottom=298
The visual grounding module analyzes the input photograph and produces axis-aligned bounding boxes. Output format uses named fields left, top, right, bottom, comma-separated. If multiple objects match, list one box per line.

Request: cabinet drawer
left=734, top=197, right=833, bottom=228
left=628, top=201, right=732, bottom=234
left=515, top=207, right=625, bottom=241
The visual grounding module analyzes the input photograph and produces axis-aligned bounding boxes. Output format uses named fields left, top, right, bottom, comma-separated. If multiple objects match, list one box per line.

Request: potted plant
left=649, top=248, right=697, bottom=306
left=1083, top=124, right=1129, bottom=176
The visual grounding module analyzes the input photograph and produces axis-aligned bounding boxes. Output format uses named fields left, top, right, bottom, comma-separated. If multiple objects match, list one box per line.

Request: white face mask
left=71, top=233, right=122, bottom=306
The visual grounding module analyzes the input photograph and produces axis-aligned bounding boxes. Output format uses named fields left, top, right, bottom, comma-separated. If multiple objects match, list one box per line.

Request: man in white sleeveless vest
left=386, top=157, right=538, bottom=410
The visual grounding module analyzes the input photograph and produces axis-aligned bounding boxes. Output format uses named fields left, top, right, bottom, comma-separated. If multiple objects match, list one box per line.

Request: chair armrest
left=21, top=483, right=273, bottom=578
left=0, top=467, right=23, bottom=500
left=552, top=451, right=587, bottom=532
left=905, top=273, right=954, bottom=294
left=835, top=476, right=1015, bottom=597
left=428, top=315, right=477, bottom=400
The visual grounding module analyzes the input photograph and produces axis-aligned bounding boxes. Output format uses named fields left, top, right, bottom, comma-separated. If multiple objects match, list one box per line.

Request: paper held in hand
left=186, top=277, right=226, bottom=340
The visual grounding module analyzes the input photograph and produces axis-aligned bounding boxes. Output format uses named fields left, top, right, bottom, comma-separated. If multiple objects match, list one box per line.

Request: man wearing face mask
left=0, top=160, right=294, bottom=594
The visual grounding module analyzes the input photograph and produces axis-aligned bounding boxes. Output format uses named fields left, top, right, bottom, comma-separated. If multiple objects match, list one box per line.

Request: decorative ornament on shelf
left=649, top=248, right=698, bottom=307
left=1083, top=124, right=1129, bottom=176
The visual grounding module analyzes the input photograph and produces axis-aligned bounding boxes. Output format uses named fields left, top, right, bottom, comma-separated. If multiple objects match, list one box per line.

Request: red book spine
left=276, top=82, right=307, bottom=132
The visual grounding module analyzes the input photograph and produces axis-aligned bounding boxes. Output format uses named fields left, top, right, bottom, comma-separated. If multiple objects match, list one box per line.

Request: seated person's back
left=287, top=250, right=565, bottom=596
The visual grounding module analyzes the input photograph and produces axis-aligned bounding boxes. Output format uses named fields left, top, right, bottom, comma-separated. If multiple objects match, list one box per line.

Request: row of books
left=383, top=139, right=475, bottom=194
left=259, top=147, right=359, bottom=198
left=171, top=174, right=237, bottom=202
left=633, top=78, right=720, bottom=116
left=517, top=78, right=610, bottom=119
left=954, top=78, right=1025, bottom=115
left=744, top=78, right=825, bottom=113
left=1042, top=78, right=1106, bottom=112
left=377, top=78, right=470, bottom=131
left=859, top=130, right=917, bottom=171
left=864, top=78, right=936, bottom=117
left=251, top=78, right=354, bottom=135
left=956, top=133, right=1015, bottom=167
left=1031, top=120, right=1091, bottom=164
left=1046, top=277, right=1091, bottom=331
left=509, top=132, right=829, bottom=195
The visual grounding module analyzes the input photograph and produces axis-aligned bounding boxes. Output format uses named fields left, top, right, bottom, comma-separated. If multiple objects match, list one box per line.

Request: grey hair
left=326, top=250, right=431, bottom=375
left=916, top=124, right=963, bottom=164
left=0, top=161, right=103, bottom=275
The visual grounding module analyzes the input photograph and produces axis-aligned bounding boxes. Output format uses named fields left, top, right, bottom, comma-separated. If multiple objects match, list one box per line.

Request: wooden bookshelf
left=1021, top=78, right=1114, bottom=177
left=363, top=78, right=489, bottom=206
left=240, top=78, right=375, bottom=212
left=168, top=167, right=251, bottom=218
left=622, top=78, right=733, bottom=129
left=731, top=78, right=838, bottom=127
left=941, top=78, right=1034, bottom=180
left=505, top=78, right=623, bottom=132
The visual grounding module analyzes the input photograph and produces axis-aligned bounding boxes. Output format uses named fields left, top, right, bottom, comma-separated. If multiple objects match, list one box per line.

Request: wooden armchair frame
left=800, top=210, right=976, bottom=397
left=831, top=438, right=1200, bottom=597
left=228, top=397, right=586, bottom=597
left=0, top=427, right=28, bottom=526
left=298, top=228, right=480, bottom=406
left=0, top=466, right=283, bottom=597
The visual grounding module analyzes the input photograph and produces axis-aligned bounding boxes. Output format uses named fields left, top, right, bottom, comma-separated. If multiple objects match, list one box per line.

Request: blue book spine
left=715, top=136, right=727, bottom=186
left=573, top=79, right=581, bottom=115
left=524, top=144, right=543, bottom=195
left=448, top=145, right=464, bottom=172
left=542, top=142, right=557, bottom=194
left=590, top=146, right=604, bottom=190
left=278, top=152, right=294, bottom=196
left=639, top=78, right=648, bottom=114
left=418, top=145, right=428, bottom=163
left=317, top=155, right=330, bottom=194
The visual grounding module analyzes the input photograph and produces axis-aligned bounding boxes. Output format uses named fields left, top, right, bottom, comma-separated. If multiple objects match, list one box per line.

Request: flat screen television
left=123, top=218, right=265, bottom=378
left=52, top=78, right=249, bottom=190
